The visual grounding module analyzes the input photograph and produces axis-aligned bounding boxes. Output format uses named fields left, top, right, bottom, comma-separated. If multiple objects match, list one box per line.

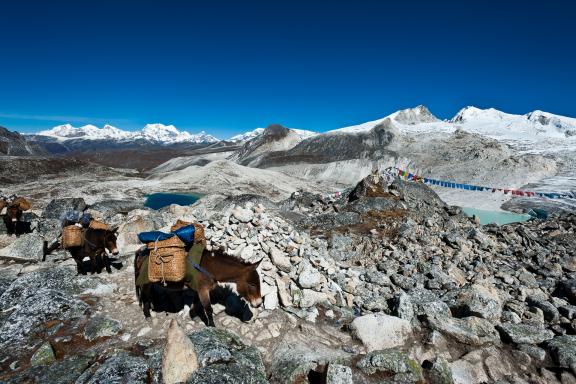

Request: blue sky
left=1, top=0, right=575, bottom=138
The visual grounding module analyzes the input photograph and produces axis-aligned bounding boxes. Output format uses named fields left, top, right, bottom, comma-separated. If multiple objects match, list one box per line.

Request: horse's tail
left=134, top=249, right=143, bottom=304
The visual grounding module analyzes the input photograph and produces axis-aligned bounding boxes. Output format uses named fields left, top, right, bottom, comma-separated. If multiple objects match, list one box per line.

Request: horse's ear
left=251, top=259, right=262, bottom=269
left=110, top=226, right=119, bottom=234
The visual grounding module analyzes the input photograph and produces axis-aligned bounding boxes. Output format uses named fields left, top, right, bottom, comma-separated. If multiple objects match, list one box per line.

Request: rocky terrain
left=0, top=172, right=575, bottom=383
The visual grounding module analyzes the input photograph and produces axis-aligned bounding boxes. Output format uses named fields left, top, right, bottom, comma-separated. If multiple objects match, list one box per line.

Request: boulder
left=0, top=266, right=100, bottom=309
left=326, top=364, right=353, bottom=384
left=554, top=279, right=576, bottom=305
left=83, top=316, right=122, bottom=341
left=232, top=206, right=254, bottom=223
left=428, top=357, right=455, bottom=384
left=187, top=327, right=267, bottom=383
left=526, top=296, right=560, bottom=322
left=4, top=354, right=96, bottom=384
left=0, top=288, right=89, bottom=350
left=299, top=289, right=328, bottom=308
left=269, top=340, right=349, bottom=383
left=30, top=342, right=56, bottom=367
left=350, top=314, right=412, bottom=352
left=42, top=198, right=86, bottom=219
left=77, top=351, right=149, bottom=384
left=0, top=233, right=44, bottom=262
left=269, top=245, right=291, bottom=273
left=449, top=354, right=489, bottom=384
left=497, top=323, right=555, bottom=344
left=36, top=218, right=62, bottom=242
left=426, top=314, right=499, bottom=346
left=298, top=262, right=323, bottom=289
left=356, top=349, right=423, bottom=382
left=163, top=320, right=198, bottom=384
left=393, top=292, right=415, bottom=322
left=545, top=335, right=576, bottom=369
left=453, top=283, right=503, bottom=322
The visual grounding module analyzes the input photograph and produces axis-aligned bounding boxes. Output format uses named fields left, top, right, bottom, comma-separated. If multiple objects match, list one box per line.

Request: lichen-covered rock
left=426, top=314, right=499, bottom=346
left=0, top=233, right=45, bottom=262
left=356, top=349, right=423, bottom=382
left=326, top=364, right=353, bottom=384
left=0, top=288, right=89, bottom=350
left=42, top=198, right=86, bottom=219
left=428, top=357, right=455, bottom=384
left=453, top=283, right=503, bottom=322
left=3, top=354, right=96, bottom=384
left=188, top=327, right=265, bottom=374
left=350, top=313, right=413, bottom=351
left=545, top=335, right=576, bottom=369
left=77, top=351, right=149, bottom=384
left=186, top=364, right=268, bottom=384
left=269, top=341, right=349, bottom=384
left=83, top=315, right=122, bottom=341
left=30, top=342, right=56, bottom=366
left=0, top=266, right=100, bottom=309
left=497, top=323, right=555, bottom=344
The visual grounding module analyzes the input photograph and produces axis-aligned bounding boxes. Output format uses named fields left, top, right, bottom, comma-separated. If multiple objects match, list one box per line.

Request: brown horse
left=2, top=204, right=31, bottom=236
left=67, top=228, right=119, bottom=274
left=134, top=248, right=262, bottom=327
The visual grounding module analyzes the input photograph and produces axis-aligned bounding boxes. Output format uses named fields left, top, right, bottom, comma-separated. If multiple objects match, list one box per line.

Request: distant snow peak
left=37, top=123, right=219, bottom=144
left=229, top=126, right=317, bottom=143
left=229, top=128, right=265, bottom=143
left=392, top=105, right=439, bottom=125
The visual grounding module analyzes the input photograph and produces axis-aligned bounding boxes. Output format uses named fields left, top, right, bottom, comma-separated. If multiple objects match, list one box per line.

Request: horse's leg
left=90, top=253, right=98, bottom=274
left=141, top=284, right=152, bottom=318
left=188, top=291, right=201, bottom=319
left=104, top=253, right=112, bottom=273
left=198, top=287, right=215, bottom=327
left=70, top=249, right=85, bottom=275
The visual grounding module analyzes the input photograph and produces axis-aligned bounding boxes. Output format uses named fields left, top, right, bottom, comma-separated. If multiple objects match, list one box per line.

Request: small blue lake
left=462, top=207, right=532, bottom=225
left=144, top=193, right=200, bottom=210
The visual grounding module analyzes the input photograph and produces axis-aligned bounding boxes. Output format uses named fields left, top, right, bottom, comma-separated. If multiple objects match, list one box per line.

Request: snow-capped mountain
left=229, top=127, right=317, bottom=143
left=37, top=123, right=219, bottom=144
left=229, top=128, right=265, bottom=143
left=330, top=105, right=439, bottom=134
left=330, top=106, right=576, bottom=143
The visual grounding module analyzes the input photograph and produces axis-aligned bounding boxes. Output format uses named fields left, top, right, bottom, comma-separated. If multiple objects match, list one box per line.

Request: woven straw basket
left=89, top=220, right=109, bottom=230
left=170, top=220, right=206, bottom=245
left=13, top=197, right=31, bottom=211
left=146, top=236, right=185, bottom=250
left=148, top=247, right=186, bottom=283
left=170, top=219, right=191, bottom=232
left=62, top=225, right=83, bottom=248
left=193, top=223, right=206, bottom=245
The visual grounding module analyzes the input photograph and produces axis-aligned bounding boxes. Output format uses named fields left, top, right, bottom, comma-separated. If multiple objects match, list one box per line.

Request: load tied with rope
left=136, top=220, right=208, bottom=287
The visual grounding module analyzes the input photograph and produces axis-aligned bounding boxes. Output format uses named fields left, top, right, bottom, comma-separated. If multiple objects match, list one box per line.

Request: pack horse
left=134, top=221, right=262, bottom=327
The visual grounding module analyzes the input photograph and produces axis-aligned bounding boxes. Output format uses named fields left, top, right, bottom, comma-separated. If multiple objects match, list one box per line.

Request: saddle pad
left=185, top=243, right=205, bottom=291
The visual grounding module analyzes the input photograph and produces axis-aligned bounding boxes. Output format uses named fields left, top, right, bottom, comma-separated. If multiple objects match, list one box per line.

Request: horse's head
left=104, top=227, right=120, bottom=255
left=7, top=204, right=21, bottom=220
left=237, top=260, right=263, bottom=308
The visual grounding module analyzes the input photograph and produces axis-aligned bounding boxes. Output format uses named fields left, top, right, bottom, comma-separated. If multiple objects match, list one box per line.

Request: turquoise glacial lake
left=462, top=207, right=532, bottom=225
left=144, top=193, right=200, bottom=210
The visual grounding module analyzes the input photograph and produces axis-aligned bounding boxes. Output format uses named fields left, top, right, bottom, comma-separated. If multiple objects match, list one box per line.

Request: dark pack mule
left=134, top=248, right=262, bottom=327
left=67, top=228, right=119, bottom=274
left=2, top=204, right=32, bottom=236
